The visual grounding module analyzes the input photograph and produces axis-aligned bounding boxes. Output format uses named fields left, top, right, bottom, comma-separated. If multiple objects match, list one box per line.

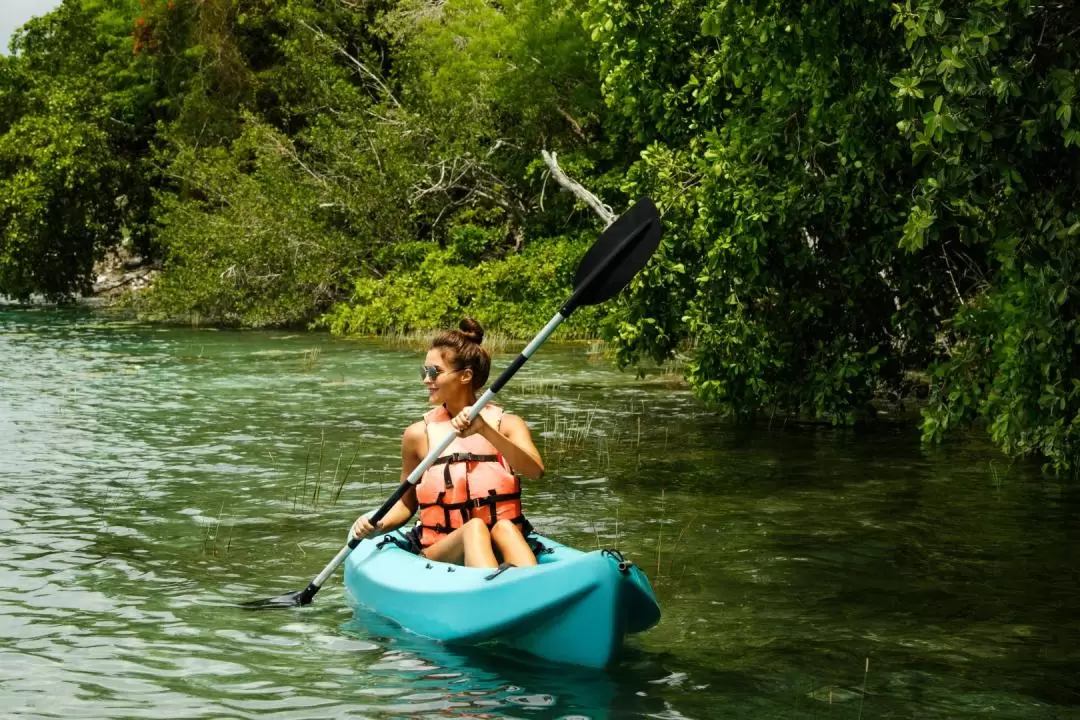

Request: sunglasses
left=420, top=365, right=460, bottom=381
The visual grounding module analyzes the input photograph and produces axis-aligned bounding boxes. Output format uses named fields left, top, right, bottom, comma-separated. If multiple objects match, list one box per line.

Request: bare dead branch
left=541, top=150, right=615, bottom=225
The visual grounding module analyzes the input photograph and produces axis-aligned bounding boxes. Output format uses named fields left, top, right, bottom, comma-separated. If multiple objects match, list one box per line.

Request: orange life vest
left=415, top=404, right=526, bottom=548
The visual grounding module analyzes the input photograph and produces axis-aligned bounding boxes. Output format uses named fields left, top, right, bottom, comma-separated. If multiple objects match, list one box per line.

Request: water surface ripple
left=2, top=309, right=1078, bottom=719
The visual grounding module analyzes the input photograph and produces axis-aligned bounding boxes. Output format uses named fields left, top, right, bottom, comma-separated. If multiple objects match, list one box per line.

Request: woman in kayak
left=350, top=318, right=545, bottom=568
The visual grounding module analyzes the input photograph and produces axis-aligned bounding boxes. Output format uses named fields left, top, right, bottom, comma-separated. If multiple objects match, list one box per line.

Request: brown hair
left=431, top=317, right=490, bottom=390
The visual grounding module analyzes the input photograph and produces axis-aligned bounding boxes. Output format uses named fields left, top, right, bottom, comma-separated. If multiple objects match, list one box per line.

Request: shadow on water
left=340, top=607, right=754, bottom=719
left=341, top=606, right=849, bottom=720
left=340, top=608, right=620, bottom=718
left=340, top=607, right=820, bottom=719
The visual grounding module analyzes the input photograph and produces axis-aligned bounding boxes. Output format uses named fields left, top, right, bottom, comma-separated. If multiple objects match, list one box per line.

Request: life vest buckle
left=433, top=452, right=499, bottom=465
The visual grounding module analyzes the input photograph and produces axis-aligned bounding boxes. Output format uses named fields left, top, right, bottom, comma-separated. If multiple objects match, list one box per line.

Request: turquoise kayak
left=342, top=533, right=661, bottom=668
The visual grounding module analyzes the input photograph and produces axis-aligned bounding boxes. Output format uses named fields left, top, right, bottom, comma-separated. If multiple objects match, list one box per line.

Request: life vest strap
left=417, top=491, right=469, bottom=531
left=417, top=514, right=527, bottom=533
left=418, top=499, right=472, bottom=510
left=431, top=453, right=501, bottom=490
left=423, top=523, right=459, bottom=534
left=430, top=453, right=499, bottom=465
left=465, top=491, right=522, bottom=509
left=417, top=495, right=521, bottom=512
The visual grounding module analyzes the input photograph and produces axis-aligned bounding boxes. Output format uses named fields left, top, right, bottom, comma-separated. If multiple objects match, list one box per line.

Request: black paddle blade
left=568, top=197, right=662, bottom=310
left=240, top=591, right=304, bottom=610
left=241, top=582, right=319, bottom=610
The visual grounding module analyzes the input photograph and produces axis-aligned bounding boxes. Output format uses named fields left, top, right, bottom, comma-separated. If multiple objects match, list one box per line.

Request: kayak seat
left=376, top=526, right=555, bottom=564
left=528, top=535, right=554, bottom=557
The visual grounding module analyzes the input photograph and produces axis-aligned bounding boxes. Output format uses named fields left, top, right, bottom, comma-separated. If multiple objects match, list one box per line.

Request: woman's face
left=422, top=349, right=470, bottom=405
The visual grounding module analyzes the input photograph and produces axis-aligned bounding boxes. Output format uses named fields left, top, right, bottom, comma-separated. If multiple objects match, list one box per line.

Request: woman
left=351, top=318, right=544, bottom=568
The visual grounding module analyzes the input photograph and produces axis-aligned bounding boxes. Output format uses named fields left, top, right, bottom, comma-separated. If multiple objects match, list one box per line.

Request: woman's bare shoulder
left=497, top=411, right=531, bottom=433
left=403, top=420, right=426, bottom=443
left=401, top=420, right=427, bottom=461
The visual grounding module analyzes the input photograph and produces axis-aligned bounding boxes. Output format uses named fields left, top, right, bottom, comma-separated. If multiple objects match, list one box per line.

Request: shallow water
left=2, top=308, right=1078, bottom=719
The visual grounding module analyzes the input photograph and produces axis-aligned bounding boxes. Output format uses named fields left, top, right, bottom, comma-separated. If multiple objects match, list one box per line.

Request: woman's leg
left=423, top=517, right=498, bottom=568
left=490, top=519, right=538, bottom=567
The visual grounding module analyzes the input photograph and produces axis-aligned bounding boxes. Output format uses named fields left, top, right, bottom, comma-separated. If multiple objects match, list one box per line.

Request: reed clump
left=202, top=501, right=233, bottom=559
left=289, top=436, right=398, bottom=514
left=523, top=393, right=652, bottom=475
left=301, top=345, right=322, bottom=370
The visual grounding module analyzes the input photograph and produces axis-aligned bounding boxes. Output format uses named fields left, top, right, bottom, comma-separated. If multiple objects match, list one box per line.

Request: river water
left=1, top=308, right=1078, bottom=719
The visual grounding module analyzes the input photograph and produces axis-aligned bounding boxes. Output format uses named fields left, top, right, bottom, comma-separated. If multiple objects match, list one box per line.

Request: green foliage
left=130, top=0, right=615, bottom=327
left=922, top=264, right=1080, bottom=472
left=584, top=0, right=1080, bottom=469
left=7, top=0, right=1080, bottom=472
left=891, top=0, right=1080, bottom=471
left=396, top=0, right=601, bottom=148
left=587, top=0, right=920, bottom=423
left=309, top=0, right=620, bottom=337
left=0, top=0, right=156, bottom=300
left=0, top=97, right=117, bottom=299
left=139, top=121, right=384, bottom=326
left=319, top=234, right=601, bottom=338
left=133, top=0, right=421, bottom=324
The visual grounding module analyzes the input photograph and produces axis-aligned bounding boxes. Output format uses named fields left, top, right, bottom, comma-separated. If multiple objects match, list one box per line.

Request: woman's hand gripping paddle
left=244, top=197, right=663, bottom=609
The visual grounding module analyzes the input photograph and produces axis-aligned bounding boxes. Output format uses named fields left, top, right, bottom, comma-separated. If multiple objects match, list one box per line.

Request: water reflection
left=343, top=609, right=619, bottom=719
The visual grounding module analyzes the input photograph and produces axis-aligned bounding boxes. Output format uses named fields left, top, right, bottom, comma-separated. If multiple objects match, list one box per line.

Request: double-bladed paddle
left=245, top=196, right=662, bottom=609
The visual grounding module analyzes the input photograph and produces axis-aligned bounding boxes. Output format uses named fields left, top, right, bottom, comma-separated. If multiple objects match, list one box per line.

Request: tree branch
left=541, top=150, right=615, bottom=225
left=298, top=20, right=402, bottom=109
left=555, top=106, right=586, bottom=140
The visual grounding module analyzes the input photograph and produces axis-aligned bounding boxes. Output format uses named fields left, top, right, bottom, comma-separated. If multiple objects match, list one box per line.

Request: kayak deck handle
left=484, top=562, right=516, bottom=581
left=602, top=549, right=634, bottom=575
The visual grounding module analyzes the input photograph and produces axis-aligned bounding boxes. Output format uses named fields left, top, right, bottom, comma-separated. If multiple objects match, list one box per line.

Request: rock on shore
left=92, top=247, right=159, bottom=298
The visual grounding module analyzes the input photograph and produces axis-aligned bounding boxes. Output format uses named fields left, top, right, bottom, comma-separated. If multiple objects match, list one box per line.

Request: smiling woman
left=351, top=317, right=546, bottom=569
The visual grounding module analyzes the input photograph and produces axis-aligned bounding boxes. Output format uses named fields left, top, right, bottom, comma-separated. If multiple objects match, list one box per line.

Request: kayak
left=342, top=532, right=661, bottom=668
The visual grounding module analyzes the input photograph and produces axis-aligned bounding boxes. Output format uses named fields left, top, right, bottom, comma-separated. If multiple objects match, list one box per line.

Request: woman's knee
left=463, top=517, right=491, bottom=538
left=490, top=519, right=521, bottom=541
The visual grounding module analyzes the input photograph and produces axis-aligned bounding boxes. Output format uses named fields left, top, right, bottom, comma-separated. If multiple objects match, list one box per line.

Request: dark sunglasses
left=420, top=365, right=460, bottom=381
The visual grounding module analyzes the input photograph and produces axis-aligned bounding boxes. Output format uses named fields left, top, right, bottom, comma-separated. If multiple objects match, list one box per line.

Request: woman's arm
left=351, top=422, right=423, bottom=538
left=453, top=409, right=544, bottom=479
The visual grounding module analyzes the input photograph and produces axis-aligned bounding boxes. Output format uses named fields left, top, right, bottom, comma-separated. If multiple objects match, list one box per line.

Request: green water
left=2, top=308, right=1078, bottom=719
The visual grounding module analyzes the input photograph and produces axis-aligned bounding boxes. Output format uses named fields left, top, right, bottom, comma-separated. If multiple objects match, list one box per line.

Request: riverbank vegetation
left=1, top=0, right=1079, bottom=472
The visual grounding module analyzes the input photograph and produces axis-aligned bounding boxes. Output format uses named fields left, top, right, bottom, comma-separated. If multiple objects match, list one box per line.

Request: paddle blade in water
left=240, top=591, right=305, bottom=610
left=569, top=197, right=662, bottom=309
left=241, top=581, right=321, bottom=610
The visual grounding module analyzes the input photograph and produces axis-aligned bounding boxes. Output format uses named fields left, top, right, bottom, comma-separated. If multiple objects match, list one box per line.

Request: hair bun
left=459, top=317, right=484, bottom=345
